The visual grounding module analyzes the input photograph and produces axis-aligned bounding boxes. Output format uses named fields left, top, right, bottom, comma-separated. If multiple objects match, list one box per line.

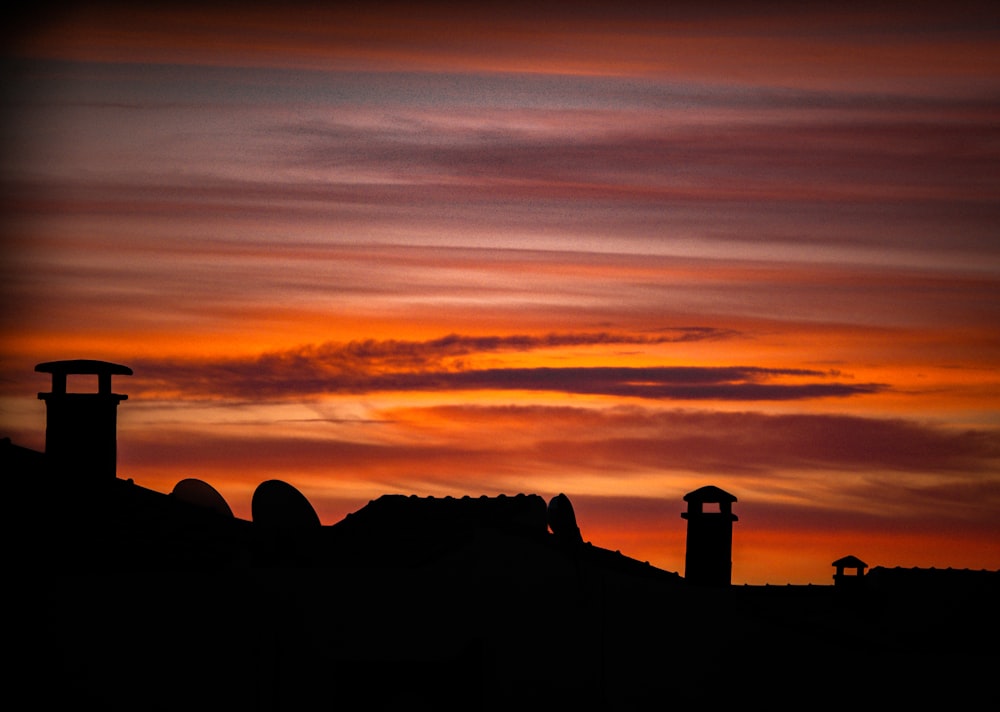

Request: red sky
left=2, top=1, right=999, bottom=583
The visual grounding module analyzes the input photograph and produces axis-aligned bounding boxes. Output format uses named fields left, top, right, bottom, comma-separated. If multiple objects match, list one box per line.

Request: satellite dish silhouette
left=171, top=478, right=235, bottom=518
left=252, top=479, right=321, bottom=530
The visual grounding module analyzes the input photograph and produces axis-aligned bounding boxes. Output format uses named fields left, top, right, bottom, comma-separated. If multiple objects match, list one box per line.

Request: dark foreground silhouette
left=5, top=360, right=998, bottom=710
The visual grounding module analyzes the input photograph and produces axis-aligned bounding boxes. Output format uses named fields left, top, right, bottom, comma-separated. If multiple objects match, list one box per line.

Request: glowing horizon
left=2, top=2, right=998, bottom=583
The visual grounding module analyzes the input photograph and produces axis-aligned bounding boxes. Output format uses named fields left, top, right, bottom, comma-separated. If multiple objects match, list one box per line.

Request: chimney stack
left=36, top=359, right=132, bottom=480
left=681, top=485, right=738, bottom=586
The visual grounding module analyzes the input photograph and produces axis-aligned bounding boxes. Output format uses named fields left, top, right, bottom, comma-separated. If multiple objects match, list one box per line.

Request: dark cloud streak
left=130, top=332, right=883, bottom=402
left=368, top=367, right=881, bottom=401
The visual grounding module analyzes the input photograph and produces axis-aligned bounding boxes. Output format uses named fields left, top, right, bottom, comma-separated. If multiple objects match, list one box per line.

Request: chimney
left=681, top=485, right=738, bottom=586
left=832, top=555, right=868, bottom=587
left=36, top=359, right=132, bottom=480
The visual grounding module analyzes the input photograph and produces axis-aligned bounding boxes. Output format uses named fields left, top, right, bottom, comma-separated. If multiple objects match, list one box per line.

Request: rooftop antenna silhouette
left=35, top=359, right=132, bottom=481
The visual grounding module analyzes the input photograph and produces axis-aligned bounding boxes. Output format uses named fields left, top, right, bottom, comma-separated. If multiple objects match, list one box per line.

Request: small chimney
left=832, top=555, right=868, bottom=587
left=681, top=485, right=738, bottom=586
left=36, top=359, right=132, bottom=480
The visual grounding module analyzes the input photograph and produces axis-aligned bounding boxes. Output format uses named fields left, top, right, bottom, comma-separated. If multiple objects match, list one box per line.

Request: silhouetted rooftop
left=4, top=439, right=997, bottom=711
left=332, top=493, right=549, bottom=539
left=6, top=356, right=999, bottom=710
left=866, top=565, right=999, bottom=589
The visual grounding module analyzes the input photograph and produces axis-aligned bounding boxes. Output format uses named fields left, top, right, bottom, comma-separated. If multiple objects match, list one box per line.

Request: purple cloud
left=128, top=333, right=881, bottom=402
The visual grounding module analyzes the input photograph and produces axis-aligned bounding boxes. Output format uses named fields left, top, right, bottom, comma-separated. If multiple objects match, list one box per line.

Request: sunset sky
left=2, top=2, right=998, bottom=583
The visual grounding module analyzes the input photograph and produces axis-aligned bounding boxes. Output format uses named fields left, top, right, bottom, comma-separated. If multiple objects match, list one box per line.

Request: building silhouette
left=4, top=358, right=998, bottom=710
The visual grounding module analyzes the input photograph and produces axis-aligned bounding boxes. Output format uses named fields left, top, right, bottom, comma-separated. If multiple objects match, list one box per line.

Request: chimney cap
left=832, top=555, right=868, bottom=569
left=683, top=485, right=737, bottom=504
left=35, top=359, right=133, bottom=376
